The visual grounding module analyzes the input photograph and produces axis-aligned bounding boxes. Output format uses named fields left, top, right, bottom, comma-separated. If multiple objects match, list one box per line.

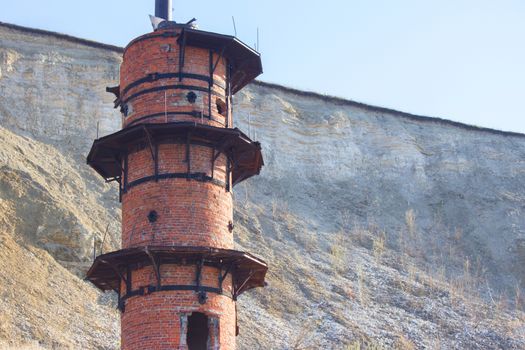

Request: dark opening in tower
left=216, top=98, right=227, bottom=116
left=187, top=312, right=209, bottom=350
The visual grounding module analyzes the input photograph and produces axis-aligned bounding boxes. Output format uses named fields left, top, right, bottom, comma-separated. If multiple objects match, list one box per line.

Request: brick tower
left=85, top=1, right=267, bottom=349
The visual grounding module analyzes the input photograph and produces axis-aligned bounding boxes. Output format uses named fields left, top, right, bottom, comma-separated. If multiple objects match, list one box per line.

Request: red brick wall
left=118, top=27, right=237, bottom=350
left=121, top=179, right=233, bottom=248
left=120, top=265, right=235, bottom=350
left=120, top=29, right=230, bottom=128
left=122, top=144, right=232, bottom=249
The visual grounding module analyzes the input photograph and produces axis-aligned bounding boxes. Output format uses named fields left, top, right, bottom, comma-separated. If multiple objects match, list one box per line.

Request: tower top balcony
left=125, top=24, right=262, bottom=95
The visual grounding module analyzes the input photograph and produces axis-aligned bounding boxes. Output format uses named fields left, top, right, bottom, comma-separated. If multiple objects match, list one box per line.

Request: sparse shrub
left=372, top=232, right=386, bottom=260
left=352, top=224, right=372, bottom=248
left=405, top=209, right=416, bottom=238
left=356, top=264, right=369, bottom=306
left=330, top=229, right=348, bottom=274
left=515, top=283, right=523, bottom=311
left=339, top=209, right=352, bottom=231
left=453, top=227, right=463, bottom=242
left=302, top=231, right=317, bottom=252
left=394, top=334, right=415, bottom=350
left=346, top=339, right=386, bottom=350
left=330, top=243, right=344, bottom=261
left=271, top=197, right=279, bottom=219
left=494, top=292, right=510, bottom=315
left=290, top=318, right=321, bottom=350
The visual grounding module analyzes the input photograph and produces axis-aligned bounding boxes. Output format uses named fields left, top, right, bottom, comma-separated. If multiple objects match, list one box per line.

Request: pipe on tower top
left=155, top=0, right=172, bottom=21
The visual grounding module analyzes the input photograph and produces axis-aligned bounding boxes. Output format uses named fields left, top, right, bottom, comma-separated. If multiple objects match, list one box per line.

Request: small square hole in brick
left=187, top=91, right=197, bottom=104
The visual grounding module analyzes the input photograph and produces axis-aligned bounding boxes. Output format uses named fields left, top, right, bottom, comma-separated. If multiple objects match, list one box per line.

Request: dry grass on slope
left=0, top=232, right=119, bottom=349
left=0, top=127, right=120, bottom=349
left=0, top=126, right=120, bottom=269
left=233, top=199, right=525, bottom=349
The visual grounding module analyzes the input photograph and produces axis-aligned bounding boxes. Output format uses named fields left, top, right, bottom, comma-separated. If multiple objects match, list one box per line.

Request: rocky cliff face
left=1, top=22, right=524, bottom=349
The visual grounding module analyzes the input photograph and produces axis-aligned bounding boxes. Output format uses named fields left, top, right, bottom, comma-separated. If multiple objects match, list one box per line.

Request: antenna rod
left=232, top=16, right=237, bottom=36
left=155, top=0, right=172, bottom=21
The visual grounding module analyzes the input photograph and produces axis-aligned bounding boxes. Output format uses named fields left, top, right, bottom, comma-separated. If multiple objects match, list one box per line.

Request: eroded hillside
left=1, top=22, right=524, bottom=349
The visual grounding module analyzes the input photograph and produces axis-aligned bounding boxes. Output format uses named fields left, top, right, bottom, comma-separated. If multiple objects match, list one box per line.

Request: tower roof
left=125, top=27, right=262, bottom=94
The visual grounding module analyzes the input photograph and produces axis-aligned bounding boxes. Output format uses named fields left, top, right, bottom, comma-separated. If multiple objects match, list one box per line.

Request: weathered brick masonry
left=86, top=17, right=267, bottom=350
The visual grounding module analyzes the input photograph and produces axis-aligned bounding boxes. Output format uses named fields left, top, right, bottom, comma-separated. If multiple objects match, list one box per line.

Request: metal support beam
left=145, top=247, right=162, bottom=290
left=211, top=46, right=227, bottom=75
left=185, top=132, right=191, bottom=180
left=154, top=144, right=159, bottom=182
left=215, top=135, right=235, bottom=154
left=226, top=62, right=231, bottom=128
left=126, top=266, right=132, bottom=294
left=212, top=150, right=222, bottom=162
left=117, top=176, right=122, bottom=202
left=113, top=157, right=124, bottom=173
left=123, top=154, right=128, bottom=193
left=230, top=147, right=238, bottom=171
left=211, top=148, right=220, bottom=179
left=100, top=259, right=127, bottom=286
left=142, top=125, right=156, bottom=162
left=208, top=50, right=213, bottom=118
left=218, top=263, right=233, bottom=293
left=178, top=30, right=187, bottom=81
left=233, top=270, right=255, bottom=300
left=226, top=157, right=231, bottom=192
left=117, top=283, right=123, bottom=311
left=195, top=258, right=204, bottom=291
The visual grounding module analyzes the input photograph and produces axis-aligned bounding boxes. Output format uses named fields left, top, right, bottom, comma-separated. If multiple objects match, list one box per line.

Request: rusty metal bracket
left=233, top=269, right=255, bottom=301
left=211, top=148, right=222, bottom=179
left=195, top=258, right=204, bottom=292
left=178, top=29, right=187, bottom=81
left=208, top=50, right=213, bottom=117
left=123, top=154, right=129, bottom=193
left=185, top=132, right=192, bottom=179
left=142, top=125, right=156, bottom=162
left=126, top=266, right=132, bottom=294
left=218, top=262, right=234, bottom=293
left=230, top=147, right=238, bottom=171
left=211, top=45, right=227, bottom=77
left=100, top=259, right=127, bottom=286
left=145, top=247, right=162, bottom=290
left=154, top=144, right=159, bottom=181
left=113, top=156, right=124, bottom=173
left=226, top=62, right=231, bottom=128
left=210, top=147, right=216, bottom=178
left=106, top=85, right=121, bottom=109
left=226, top=157, right=231, bottom=192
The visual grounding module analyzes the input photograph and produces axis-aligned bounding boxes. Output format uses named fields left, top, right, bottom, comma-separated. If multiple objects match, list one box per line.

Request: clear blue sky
left=2, top=0, right=524, bottom=133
